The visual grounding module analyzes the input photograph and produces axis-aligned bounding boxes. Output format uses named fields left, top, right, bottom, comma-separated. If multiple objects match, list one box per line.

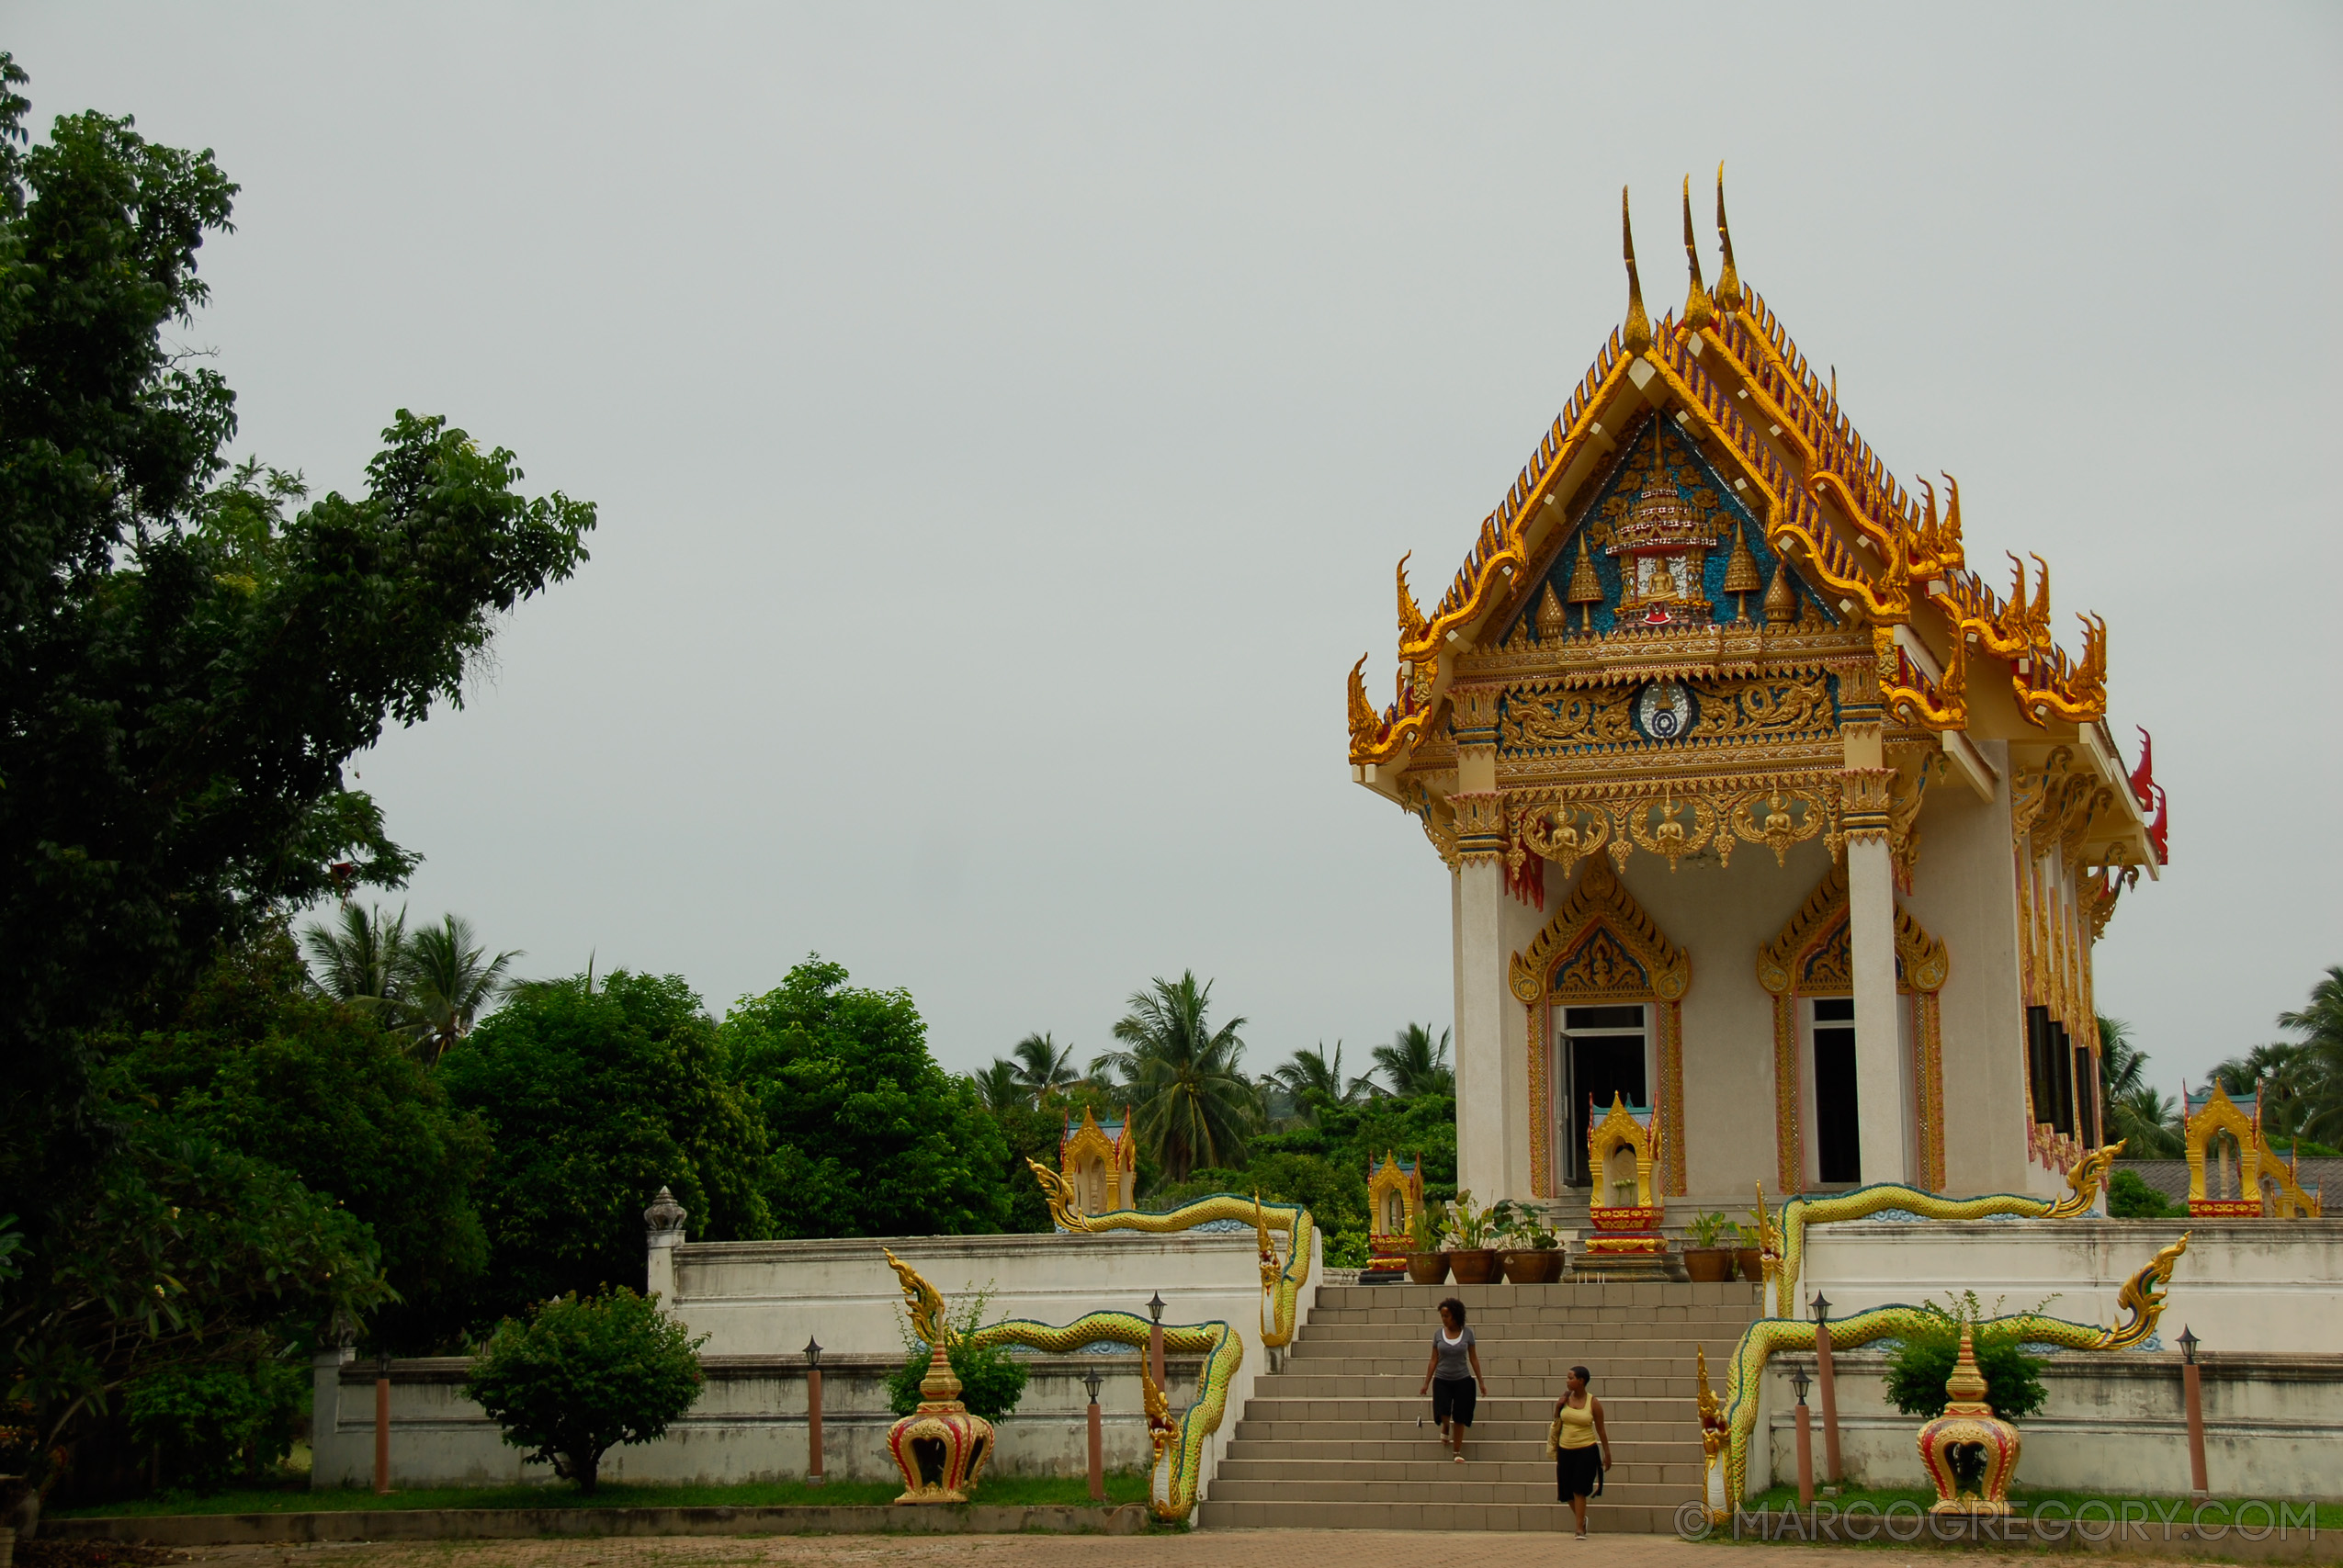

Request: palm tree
left=1372, top=1023, right=1454, bottom=1099
left=302, top=903, right=413, bottom=1018
left=1009, top=1032, right=1081, bottom=1107
left=1093, top=972, right=1254, bottom=1183
left=2278, top=965, right=2343, bottom=1145
left=2098, top=1015, right=2146, bottom=1100
left=1271, top=1042, right=1371, bottom=1122
left=400, top=914, right=523, bottom=1068
left=970, top=1059, right=1027, bottom=1116
left=2204, top=1041, right=2314, bottom=1138
left=2106, top=1083, right=2183, bottom=1159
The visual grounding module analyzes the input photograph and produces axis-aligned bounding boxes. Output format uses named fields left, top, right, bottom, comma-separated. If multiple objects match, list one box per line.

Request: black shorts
left=1432, top=1377, right=1477, bottom=1427
left=1556, top=1444, right=1602, bottom=1499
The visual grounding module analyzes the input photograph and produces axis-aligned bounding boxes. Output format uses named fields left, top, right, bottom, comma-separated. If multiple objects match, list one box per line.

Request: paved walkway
left=168, top=1531, right=2119, bottom=1568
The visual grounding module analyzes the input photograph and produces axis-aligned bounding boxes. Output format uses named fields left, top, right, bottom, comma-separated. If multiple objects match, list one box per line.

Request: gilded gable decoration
left=1058, top=1105, right=1138, bottom=1218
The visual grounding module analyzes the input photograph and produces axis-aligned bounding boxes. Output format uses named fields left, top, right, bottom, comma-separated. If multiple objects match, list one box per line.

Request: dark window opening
left=1813, top=1017, right=1862, bottom=1185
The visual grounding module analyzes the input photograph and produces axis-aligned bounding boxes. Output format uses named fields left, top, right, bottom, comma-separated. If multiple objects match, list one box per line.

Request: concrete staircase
left=1199, top=1280, right=1761, bottom=1532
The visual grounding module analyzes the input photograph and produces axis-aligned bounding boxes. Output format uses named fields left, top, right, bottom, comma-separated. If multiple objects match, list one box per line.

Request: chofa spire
left=1681, top=175, right=1715, bottom=333
left=1713, top=163, right=1742, bottom=312
left=1622, top=186, right=1653, bottom=355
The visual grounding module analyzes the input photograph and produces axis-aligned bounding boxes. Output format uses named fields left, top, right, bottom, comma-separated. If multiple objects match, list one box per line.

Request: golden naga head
left=2044, top=1140, right=2127, bottom=1219
left=883, top=1247, right=954, bottom=1351
left=2098, top=1231, right=2190, bottom=1351
left=1024, top=1157, right=1090, bottom=1232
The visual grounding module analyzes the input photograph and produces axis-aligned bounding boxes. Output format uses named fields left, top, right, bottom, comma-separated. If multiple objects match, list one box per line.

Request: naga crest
left=883, top=1247, right=954, bottom=1349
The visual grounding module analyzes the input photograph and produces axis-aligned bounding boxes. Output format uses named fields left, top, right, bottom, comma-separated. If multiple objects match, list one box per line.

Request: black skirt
left=1556, top=1444, right=1602, bottom=1500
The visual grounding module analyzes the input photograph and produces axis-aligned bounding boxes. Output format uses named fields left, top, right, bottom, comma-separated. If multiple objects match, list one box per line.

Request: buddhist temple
left=1343, top=174, right=2168, bottom=1206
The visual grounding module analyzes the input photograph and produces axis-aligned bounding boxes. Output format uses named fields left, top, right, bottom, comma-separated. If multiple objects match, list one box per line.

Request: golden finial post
left=1714, top=163, right=1742, bottom=312
left=1622, top=186, right=1653, bottom=355
left=1681, top=175, right=1714, bottom=332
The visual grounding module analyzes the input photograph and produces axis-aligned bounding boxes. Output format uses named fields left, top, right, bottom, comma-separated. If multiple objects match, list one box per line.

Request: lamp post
left=373, top=1350, right=392, bottom=1496
left=1810, top=1292, right=1841, bottom=1484
left=2179, top=1325, right=2207, bottom=1501
left=1791, top=1363, right=1815, bottom=1509
left=804, top=1337, right=825, bottom=1486
left=1147, top=1292, right=1166, bottom=1393
left=1081, top=1367, right=1106, bottom=1504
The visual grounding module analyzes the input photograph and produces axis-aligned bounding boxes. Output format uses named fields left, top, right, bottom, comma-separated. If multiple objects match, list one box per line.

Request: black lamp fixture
left=376, top=1349, right=392, bottom=1379
left=1791, top=1363, right=1811, bottom=1405
left=2178, top=1325, right=2198, bottom=1365
left=1809, top=1292, right=1831, bottom=1324
left=1081, top=1367, right=1104, bottom=1404
left=1148, top=1292, right=1165, bottom=1325
left=803, top=1336, right=822, bottom=1369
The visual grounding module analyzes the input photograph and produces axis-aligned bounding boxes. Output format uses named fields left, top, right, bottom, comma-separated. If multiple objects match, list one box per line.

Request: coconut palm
left=401, top=914, right=523, bottom=1068
left=302, top=903, right=413, bottom=1017
left=2278, top=965, right=2343, bottom=1145
left=1272, top=1042, right=1372, bottom=1122
left=1092, top=972, right=1254, bottom=1183
left=1372, top=1023, right=1454, bottom=1099
left=2098, top=1015, right=2146, bottom=1100
left=970, top=1059, right=1027, bottom=1116
left=1009, top=1032, right=1081, bottom=1107
left=2106, top=1084, right=2183, bottom=1159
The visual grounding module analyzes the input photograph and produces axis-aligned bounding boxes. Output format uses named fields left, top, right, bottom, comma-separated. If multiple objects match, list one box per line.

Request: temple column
left=1448, top=684, right=1515, bottom=1204
left=1839, top=660, right=1912, bottom=1186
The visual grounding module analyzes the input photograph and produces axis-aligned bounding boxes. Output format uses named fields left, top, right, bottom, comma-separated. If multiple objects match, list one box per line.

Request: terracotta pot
left=1501, top=1249, right=1566, bottom=1284
left=1447, top=1249, right=1503, bottom=1285
left=1735, top=1247, right=1765, bottom=1282
left=1407, top=1251, right=1451, bottom=1285
left=1683, top=1247, right=1734, bottom=1283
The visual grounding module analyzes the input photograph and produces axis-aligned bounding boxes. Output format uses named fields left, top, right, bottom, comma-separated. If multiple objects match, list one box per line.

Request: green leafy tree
left=883, top=1288, right=1027, bottom=1426
left=1093, top=973, right=1254, bottom=1183
left=1882, top=1295, right=2048, bottom=1423
left=1372, top=1024, right=1454, bottom=1099
left=2106, top=1086, right=2183, bottom=1160
left=463, top=1288, right=706, bottom=1494
left=726, top=956, right=1011, bottom=1239
left=124, top=1352, right=307, bottom=1493
left=400, top=915, right=523, bottom=1068
left=1271, top=1043, right=1372, bottom=1123
left=1009, top=1032, right=1081, bottom=1107
left=2107, top=1168, right=2182, bottom=1219
left=0, top=53, right=592, bottom=1506
left=441, top=971, right=770, bottom=1325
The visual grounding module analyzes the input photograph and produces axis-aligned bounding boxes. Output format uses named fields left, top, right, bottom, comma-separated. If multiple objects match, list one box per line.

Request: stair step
left=1196, top=1498, right=1681, bottom=1532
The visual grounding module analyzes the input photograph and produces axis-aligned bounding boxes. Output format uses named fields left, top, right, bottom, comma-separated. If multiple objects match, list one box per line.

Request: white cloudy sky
left=14, top=5, right=2339, bottom=1095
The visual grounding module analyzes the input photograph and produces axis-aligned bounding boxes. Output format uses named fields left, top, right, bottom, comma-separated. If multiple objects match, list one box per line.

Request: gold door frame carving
left=1510, top=858, right=1690, bottom=1196
left=1757, top=865, right=1950, bottom=1192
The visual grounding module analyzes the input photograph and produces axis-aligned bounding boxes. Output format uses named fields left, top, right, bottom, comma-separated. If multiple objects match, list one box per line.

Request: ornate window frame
left=1757, top=864, right=1950, bottom=1192
left=1510, top=858, right=1690, bottom=1196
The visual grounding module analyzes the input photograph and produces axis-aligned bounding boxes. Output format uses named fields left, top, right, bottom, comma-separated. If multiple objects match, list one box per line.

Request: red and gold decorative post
left=1917, top=1326, right=2020, bottom=1514
left=886, top=1339, right=994, bottom=1504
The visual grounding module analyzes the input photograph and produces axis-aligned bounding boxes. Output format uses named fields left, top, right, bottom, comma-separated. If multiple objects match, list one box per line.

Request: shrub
left=2108, top=1168, right=2183, bottom=1218
left=1883, top=1293, right=2048, bottom=1422
left=463, top=1288, right=706, bottom=1492
left=1324, top=1227, right=1369, bottom=1269
left=886, top=1288, right=1027, bottom=1424
left=124, top=1355, right=307, bottom=1492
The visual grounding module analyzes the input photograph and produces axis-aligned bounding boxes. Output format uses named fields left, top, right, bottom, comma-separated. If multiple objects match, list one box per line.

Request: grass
left=52, top=1471, right=1152, bottom=1518
left=1744, top=1483, right=2343, bottom=1530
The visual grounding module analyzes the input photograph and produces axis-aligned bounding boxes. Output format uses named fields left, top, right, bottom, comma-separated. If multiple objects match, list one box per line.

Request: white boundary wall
left=313, top=1228, right=1317, bottom=1495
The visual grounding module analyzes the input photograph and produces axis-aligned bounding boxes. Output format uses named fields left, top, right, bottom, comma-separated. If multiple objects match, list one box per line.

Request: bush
left=2109, top=1168, right=2182, bottom=1219
left=463, top=1288, right=707, bottom=1492
left=885, top=1289, right=1027, bottom=1424
left=124, top=1355, right=307, bottom=1492
left=1883, top=1294, right=2048, bottom=1422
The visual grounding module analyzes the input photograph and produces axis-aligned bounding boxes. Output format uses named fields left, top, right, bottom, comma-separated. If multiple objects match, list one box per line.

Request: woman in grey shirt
left=1416, top=1296, right=1487, bottom=1462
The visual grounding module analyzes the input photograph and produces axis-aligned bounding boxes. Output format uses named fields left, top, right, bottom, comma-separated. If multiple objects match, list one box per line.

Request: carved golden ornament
left=1877, top=625, right=1968, bottom=732
left=1501, top=685, right=1638, bottom=751
left=1693, top=1343, right=1728, bottom=1522
left=1587, top=1090, right=1663, bottom=1224
left=1679, top=176, right=1715, bottom=334
left=1365, top=1149, right=1425, bottom=1254
left=1756, top=863, right=1947, bottom=998
left=1917, top=1326, right=2020, bottom=1515
left=1627, top=791, right=1716, bottom=873
left=1451, top=789, right=1506, bottom=863
left=1728, top=786, right=1829, bottom=868
left=1058, top=1105, right=1133, bottom=1217
left=1762, top=558, right=1798, bottom=625
left=2182, top=1081, right=2324, bottom=1218
left=1396, top=551, right=1430, bottom=647
left=1535, top=582, right=1568, bottom=639
left=1721, top=519, right=1762, bottom=599
left=1840, top=764, right=1896, bottom=840
left=1517, top=800, right=1613, bottom=880
left=1621, top=186, right=1653, bottom=355
left=1511, top=856, right=1689, bottom=1003
left=884, top=1247, right=954, bottom=1350
left=1448, top=682, right=1500, bottom=743
left=1712, top=164, right=1742, bottom=312
left=2041, top=1139, right=2125, bottom=1219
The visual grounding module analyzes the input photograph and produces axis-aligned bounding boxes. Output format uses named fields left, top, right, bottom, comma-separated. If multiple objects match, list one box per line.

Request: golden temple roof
left=1344, top=172, right=2159, bottom=871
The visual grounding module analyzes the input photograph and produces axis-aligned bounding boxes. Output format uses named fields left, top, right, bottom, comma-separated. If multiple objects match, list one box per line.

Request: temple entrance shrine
left=1343, top=176, right=2168, bottom=1206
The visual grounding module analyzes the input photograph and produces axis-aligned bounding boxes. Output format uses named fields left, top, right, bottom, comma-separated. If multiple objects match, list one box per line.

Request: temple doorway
left=1561, top=1004, right=1647, bottom=1188
left=1811, top=998, right=1862, bottom=1185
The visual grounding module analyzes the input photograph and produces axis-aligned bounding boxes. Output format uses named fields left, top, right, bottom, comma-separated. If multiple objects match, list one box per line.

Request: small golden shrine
left=1340, top=172, right=2164, bottom=1205
left=2183, top=1081, right=2323, bottom=1219
left=1058, top=1105, right=1137, bottom=1218
left=1364, top=1149, right=1426, bottom=1272
left=1916, top=1326, right=2020, bottom=1514
left=1585, top=1092, right=1665, bottom=1254
left=883, top=1249, right=993, bottom=1504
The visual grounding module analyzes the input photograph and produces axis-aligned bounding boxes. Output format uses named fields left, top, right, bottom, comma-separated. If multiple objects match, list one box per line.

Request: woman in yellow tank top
left=1546, top=1365, right=1611, bottom=1538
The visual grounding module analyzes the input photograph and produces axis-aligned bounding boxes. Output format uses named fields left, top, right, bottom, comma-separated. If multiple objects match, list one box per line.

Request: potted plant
left=1681, top=1211, right=1734, bottom=1282
left=1732, top=1215, right=1766, bottom=1284
left=1405, top=1198, right=1449, bottom=1285
left=1443, top=1191, right=1504, bottom=1285
left=1493, top=1200, right=1567, bottom=1284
